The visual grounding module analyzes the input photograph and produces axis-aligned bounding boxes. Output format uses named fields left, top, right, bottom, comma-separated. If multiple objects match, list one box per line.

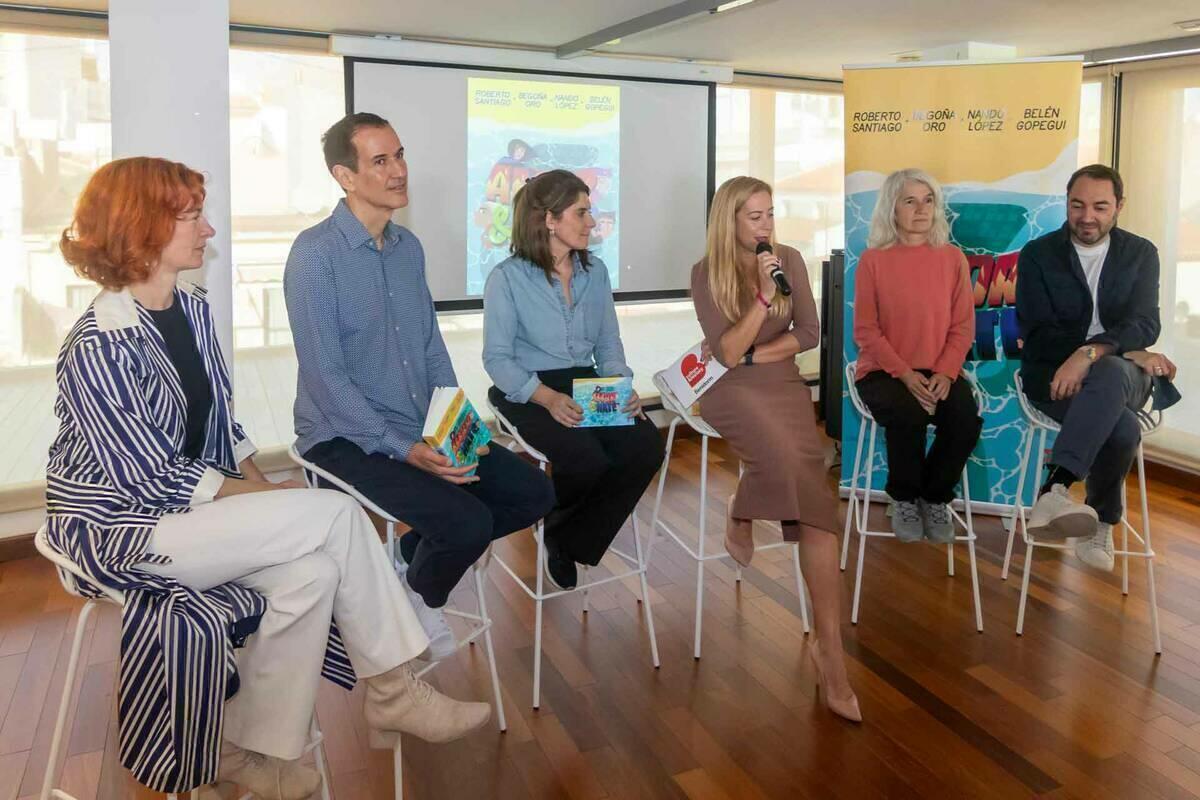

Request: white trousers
left=144, top=488, right=428, bottom=760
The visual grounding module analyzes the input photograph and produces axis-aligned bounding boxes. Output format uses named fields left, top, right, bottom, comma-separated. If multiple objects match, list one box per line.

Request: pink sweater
left=853, top=243, right=974, bottom=380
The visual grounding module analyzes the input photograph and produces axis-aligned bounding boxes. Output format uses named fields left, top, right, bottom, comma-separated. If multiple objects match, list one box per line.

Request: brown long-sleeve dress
left=690, top=245, right=840, bottom=537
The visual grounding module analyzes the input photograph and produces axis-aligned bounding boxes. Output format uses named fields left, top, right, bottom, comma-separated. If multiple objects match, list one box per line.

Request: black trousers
left=855, top=369, right=982, bottom=504
left=1030, top=355, right=1151, bottom=524
left=489, top=366, right=664, bottom=566
left=304, top=437, right=555, bottom=608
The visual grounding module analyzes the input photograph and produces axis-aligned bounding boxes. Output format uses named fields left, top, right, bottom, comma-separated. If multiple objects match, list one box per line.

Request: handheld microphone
left=755, top=241, right=791, bottom=296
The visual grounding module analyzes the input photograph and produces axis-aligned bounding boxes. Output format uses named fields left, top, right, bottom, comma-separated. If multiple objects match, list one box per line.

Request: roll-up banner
left=842, top=58, right=1082, bottom=512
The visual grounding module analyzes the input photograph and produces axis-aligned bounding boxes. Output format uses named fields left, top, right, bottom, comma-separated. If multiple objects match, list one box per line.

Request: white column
left=109, top=0, right=233, bottom=360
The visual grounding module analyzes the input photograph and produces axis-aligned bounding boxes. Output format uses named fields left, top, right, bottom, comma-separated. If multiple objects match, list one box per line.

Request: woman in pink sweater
left=853, top=168, right=981, bottom=543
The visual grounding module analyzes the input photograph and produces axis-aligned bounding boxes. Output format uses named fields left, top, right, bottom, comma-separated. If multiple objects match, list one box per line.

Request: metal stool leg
left=1015, top=428, right=1046, bottom=635
left=850, top=422, right=877, bottom=625
left=1120, top=481, right=1130, bottom=596
left=532, top=517, right=546, bottom=709
left=309, top=717, right=333, bottom=800
left=392, top=737, right=403, bottom=800
left=631, top=515, right=661, bottom=667
left=1136, top=443, right=1162, bottom=654
left=840, top=424, right=867, bottom=571
left=962, top=469, right=983, bottom=632
left=694, top=435, right=709, bottom=659
left=582, top=566, right=590, bottom=613
left=792, top=545, right=811, bottom=634
left=40, top=601, right=98, bottom=800
left=646, top=419, right=678, bottom=574
left=1002, top=426, right=1036, bottom=581
left=473, top=565, right=508, bottom=731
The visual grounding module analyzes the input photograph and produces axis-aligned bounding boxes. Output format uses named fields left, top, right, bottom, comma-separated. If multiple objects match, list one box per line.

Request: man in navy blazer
left=1016, top=164, right=1177, bottom=571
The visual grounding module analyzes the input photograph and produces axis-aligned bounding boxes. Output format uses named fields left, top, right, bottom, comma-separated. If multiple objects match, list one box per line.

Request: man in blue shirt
left=285, top=112, right=555, bottom=656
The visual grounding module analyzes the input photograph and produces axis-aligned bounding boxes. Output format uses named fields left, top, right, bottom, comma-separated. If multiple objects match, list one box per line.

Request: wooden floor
left=2, top=438, right=1200, bottom=799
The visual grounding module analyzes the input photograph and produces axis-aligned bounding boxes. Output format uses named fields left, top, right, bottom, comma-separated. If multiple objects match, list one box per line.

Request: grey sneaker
left=1028, top=484, right=1098, bottom=541
left=922, top=501, right=955, bottom=543
left=890, top=500, right=924, bottom=542
left=1075, top=522, right=1115, bottom=571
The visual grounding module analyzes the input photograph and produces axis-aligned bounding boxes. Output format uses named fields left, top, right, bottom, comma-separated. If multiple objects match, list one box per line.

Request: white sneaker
left=394, top=559, right=457, bottom=661
left=1027, top=484, right=1097, bottom=541
left=1075, top=522, right=1115, bottom=572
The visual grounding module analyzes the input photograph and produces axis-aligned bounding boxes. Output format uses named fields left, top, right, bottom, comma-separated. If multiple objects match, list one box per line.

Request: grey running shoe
left=890, top=500, right=924, bottom=542
left=1075, top=522, right=1115, bottom=571
left=1028, top=484, right=1097, bottom=541
left=922, top=501, right=955, bottom=544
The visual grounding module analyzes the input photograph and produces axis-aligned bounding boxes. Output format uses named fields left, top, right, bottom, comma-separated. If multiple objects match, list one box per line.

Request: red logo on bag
left=681, top=353, right=706, bottom=387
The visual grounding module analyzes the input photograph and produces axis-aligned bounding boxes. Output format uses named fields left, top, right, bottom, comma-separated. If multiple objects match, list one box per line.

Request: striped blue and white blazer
left=45, top=282, right=355, bottom=794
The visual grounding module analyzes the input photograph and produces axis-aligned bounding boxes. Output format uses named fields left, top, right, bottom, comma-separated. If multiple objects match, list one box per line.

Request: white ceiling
left=28, top=0, right=1200, bottom=78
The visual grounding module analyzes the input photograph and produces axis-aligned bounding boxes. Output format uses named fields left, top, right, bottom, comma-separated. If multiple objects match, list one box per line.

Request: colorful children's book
left=661, top=341, right=728, bottom=408
left=573, top=376, right=635, bottom=428
left=422, top=387, right=492, bottom=471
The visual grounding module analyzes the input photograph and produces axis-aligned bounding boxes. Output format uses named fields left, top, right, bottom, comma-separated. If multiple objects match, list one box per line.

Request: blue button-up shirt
left=482, top=254, right=632, bottom=403
left=284, top=199, right=456, bottom=461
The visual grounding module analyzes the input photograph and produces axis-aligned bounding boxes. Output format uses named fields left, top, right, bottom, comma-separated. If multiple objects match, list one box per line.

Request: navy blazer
left=1015, top=223, right=1160, bottom=401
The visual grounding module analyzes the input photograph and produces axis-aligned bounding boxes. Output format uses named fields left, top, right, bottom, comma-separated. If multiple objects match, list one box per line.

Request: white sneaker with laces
left=1075, top=522, right=1115, bottom=572
left=394, top=558, right=457, bottom=661
left=1028, top=484, right=1097, bottom=541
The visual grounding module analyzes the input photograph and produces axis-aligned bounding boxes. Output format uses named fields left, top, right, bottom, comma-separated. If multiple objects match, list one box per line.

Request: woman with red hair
left=47, top=158, right=490, bottom=798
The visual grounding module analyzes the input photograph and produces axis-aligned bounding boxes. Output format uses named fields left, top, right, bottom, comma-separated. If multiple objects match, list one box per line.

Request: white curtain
left=1118, top=62, right=1200, bottom=466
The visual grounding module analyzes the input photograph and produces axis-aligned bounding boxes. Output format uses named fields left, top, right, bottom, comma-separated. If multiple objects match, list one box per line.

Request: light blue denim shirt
left=483, top=253, right=632, bottom=403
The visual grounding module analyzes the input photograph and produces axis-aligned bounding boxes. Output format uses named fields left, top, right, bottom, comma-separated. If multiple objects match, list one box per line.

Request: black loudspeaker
left=819, top=250, right=845, bottom=440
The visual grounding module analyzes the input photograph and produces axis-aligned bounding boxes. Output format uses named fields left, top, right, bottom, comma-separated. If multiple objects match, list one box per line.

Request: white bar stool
left=839, top=361, right=984, bottom=632
left=33, top=528, right=332, bottom=800
left=647, top=370, right=811, bottom=660
left=288, top=445, right=507, bottom=798
left=485, top=399, right=661, bottom=709
left=1000, top=371, right=1163, bottom=652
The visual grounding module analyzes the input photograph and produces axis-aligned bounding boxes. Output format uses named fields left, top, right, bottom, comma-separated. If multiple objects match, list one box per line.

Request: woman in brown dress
left=691, top=176, right=860, bottom=722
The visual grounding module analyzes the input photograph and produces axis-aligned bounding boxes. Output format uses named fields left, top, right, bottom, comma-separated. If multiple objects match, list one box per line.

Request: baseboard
left=0, top=532, right=35, bottom=562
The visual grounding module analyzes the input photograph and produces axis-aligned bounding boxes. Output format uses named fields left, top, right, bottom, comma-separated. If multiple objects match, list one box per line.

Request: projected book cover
left=573, top=376, right=634, bottom=428
left=467, top=76, right=620, bottom=295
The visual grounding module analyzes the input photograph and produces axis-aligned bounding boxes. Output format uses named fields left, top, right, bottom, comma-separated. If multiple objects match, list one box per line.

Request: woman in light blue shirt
left=483, top=170, right=663, bottom=590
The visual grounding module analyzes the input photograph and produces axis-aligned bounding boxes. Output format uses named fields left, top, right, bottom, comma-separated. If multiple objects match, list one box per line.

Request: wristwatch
left=1081, top=345, right=1098, bottom=362
left=744, top=345, right=755, bottom=366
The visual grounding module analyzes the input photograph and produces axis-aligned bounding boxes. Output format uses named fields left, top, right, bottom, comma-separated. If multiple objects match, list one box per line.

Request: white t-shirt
left=1074, top=237, right=1110, bottom=338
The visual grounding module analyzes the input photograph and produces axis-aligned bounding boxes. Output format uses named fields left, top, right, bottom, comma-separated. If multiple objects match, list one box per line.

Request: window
left=1118, top=62, right=1200, bottom=464
left=228, top=47, right=344, bottom=450
left=1079, top=80, right=1104, bottom=166
left=773, top=90, right=844, bottom=292
left=0, top=30, right=110, bottom=490
left=714, top=84, right=843, bottom=376
left=714, top=85, right=844, bottom=291
left=715, top=85, right=750, bottom=184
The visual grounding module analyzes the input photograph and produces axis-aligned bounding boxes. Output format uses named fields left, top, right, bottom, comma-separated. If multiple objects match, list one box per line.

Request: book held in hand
left=422, top=387, right=492, bottom=471
left=661, top=341, right=728, bottom=408
left=573, top=376, right=635, bottom=428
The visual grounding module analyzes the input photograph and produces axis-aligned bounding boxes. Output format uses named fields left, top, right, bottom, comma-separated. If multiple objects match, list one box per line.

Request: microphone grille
left=755, top=241, right=772, bottom=255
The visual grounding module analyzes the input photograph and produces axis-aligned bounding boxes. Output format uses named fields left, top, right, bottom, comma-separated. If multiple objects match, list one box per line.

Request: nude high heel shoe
left=724, top=496, right=754, bottom=568
left=809, top=641, right=862, bottom=723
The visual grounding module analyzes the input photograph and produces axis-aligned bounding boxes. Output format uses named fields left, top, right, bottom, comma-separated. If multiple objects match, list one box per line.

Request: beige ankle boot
left=365, top=663, right=491, bottom=746
left=216, top=741, right=321, bottom=800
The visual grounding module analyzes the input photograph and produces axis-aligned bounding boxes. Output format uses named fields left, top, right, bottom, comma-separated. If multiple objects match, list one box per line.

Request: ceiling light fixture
left=1175, top=19, right=1200, bottom=32
left=711, top=0, right=755, bottom=14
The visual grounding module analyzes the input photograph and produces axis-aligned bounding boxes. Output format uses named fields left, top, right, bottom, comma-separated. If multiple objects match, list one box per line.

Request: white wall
left=109, top=0, right=234, bottom=359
